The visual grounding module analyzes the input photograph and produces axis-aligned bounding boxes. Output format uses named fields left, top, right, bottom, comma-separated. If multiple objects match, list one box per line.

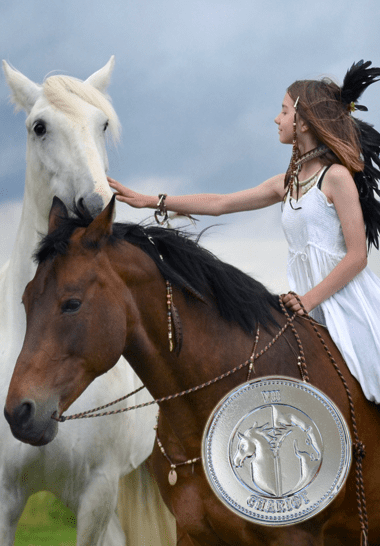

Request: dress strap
left=317, top=165, right=332, bottom=189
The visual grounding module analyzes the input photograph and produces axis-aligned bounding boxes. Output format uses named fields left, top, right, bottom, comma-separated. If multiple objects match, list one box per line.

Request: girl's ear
left=299, top=117, right=310, bottom=133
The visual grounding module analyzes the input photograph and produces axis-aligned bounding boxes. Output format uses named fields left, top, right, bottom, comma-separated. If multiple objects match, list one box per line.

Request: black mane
left=36, top=205, right=281, bottom=333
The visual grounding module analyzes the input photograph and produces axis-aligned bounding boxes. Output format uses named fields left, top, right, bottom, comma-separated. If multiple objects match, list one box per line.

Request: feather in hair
left=340, top=60, right=380, bottom=111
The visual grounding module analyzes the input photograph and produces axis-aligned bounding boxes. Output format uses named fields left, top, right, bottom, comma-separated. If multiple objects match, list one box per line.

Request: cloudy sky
left=1, top=0, right=380, bottom=293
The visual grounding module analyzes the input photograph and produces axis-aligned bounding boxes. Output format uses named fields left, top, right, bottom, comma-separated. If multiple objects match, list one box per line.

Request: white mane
left=43, top=75, right=121, bottom=142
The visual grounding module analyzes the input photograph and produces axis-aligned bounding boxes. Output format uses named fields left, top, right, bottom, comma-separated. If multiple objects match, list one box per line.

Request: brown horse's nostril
left=18, top=400, right=35, bottom=424
left=6, top=399, right=36, bottom=430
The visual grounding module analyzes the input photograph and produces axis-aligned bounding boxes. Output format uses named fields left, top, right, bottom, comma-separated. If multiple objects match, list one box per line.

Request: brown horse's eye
left=61, top=299, right=81, bottom=313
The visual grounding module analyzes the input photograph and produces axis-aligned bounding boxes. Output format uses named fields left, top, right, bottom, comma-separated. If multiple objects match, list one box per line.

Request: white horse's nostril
left=76, top=193, right=104, bottom=217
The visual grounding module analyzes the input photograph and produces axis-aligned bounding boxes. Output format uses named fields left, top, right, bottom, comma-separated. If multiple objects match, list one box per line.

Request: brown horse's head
left=4, top=196, right=127, bottom=445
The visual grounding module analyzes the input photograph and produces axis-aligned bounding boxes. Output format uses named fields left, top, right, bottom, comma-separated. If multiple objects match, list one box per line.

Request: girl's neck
left=297, top=135, right=319, bottom=156
left=296, top=137, right=325, bottom=181
left=297, top=158, right=325, bottom=181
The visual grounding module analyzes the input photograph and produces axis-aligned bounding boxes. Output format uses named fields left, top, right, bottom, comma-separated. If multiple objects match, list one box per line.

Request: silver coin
left=202, top=376, right=352, bottom=526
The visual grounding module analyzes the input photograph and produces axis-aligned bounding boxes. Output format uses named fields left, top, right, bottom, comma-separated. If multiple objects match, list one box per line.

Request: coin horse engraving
left=231, top=404, right=323, bottom=498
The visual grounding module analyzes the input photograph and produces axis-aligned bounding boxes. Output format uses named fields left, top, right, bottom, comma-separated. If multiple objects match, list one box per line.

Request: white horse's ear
left=2, top=60, right=42, bottom=114
left=84, top=56, right=115, bottom=94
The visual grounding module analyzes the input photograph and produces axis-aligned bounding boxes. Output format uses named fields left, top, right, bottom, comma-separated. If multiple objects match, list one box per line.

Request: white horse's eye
left=33, top=121, right=47, bottom=137
left=103, top=120, right=109, bottom=132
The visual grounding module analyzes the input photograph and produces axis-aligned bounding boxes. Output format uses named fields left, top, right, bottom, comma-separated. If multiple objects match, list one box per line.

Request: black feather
left=340, top=60, right=380, bottom=108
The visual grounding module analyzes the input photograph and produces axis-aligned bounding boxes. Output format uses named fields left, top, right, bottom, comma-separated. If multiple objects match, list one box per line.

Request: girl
left=108, top=61, right=380, bottom=403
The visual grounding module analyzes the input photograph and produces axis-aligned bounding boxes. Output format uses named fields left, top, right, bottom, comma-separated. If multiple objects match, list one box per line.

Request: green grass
left=14, top=492, right=76, bottom=546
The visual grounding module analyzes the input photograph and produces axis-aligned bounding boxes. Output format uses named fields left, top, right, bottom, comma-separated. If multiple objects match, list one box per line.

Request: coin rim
left=201, top=375, right=352, bottom=526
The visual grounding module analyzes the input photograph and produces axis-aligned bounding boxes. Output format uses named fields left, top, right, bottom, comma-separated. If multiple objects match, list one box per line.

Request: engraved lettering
left=298, top=490, right=310, bottom=504
left=285, top=497, right=293, bottom=511
left=276, top=499, right=286, bottom=513
left=291, top=495, right=302, bottom=509
left=247, top=495, right=256, bottom=508
left=246, top=495, right=266, bottom=511
left=255, top=497, right=266, bottom=511
left=247, top=493, right=310, bottom=513
left=261, top=390, right=281, bottom=403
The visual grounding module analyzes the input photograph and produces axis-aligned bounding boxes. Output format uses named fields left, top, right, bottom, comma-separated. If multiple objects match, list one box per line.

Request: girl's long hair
left=285, top=79, right=363, bottom=188
left=284, top=63, right=380, bottom=250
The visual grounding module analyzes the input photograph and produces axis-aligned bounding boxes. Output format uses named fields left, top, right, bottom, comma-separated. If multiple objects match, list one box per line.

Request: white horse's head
left=2, top=57, right=120, bottom=217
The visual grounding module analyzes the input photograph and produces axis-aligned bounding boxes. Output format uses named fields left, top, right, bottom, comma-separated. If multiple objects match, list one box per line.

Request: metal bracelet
left=154, top=193, right=168, bottom=225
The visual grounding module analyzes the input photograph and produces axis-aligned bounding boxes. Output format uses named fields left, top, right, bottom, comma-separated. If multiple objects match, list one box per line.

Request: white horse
left=1, top=58, right=174, bottom=546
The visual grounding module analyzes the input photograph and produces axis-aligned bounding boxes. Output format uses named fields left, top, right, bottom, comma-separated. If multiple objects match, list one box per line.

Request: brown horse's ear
left=48, top=197, right=69, bottom=234
left=81, top=194, right=116, bottom=247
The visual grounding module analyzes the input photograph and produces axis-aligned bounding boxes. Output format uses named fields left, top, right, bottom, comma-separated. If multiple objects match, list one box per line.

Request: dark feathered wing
left=354, top=119, right=380, bottom=249
left=338, top=60, right=380, bottom=249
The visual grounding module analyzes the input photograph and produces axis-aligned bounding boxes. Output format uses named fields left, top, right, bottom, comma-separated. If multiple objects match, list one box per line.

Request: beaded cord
left=288, top=97, right=301, bottom=201
left=246, top=327, right=259, bottom=381
left=166, top=281, right=174, bottom=352
left=154, top=416, right=201, bottom=486
left=156, top=326, right=260, bottom=486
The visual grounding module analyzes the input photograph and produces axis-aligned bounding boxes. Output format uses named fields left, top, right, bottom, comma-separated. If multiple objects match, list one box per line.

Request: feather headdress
left=340, top=60, right=380, bottom=112
left=340, top=60, right=380, bottom=249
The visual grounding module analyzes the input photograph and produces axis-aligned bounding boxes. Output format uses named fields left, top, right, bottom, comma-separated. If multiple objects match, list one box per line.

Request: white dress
left=281, top=168, right=380, bottom=403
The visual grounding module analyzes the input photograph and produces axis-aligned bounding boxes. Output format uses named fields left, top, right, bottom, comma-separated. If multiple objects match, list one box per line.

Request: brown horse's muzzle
left=4, top=395, right=59, bottom=446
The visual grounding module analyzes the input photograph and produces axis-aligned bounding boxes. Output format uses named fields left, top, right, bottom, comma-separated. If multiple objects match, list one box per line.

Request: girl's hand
left=107, top=177, right=151, bottom=209
left=281, top=293, right=310, bottom=316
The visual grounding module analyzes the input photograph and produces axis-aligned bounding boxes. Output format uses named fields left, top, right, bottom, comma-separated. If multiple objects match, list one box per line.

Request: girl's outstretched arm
left=107, top=174, right=285, bottom=216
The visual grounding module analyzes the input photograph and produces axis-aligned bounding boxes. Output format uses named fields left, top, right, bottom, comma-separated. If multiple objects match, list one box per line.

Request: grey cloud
left=1, top=0, right=380, bottom=217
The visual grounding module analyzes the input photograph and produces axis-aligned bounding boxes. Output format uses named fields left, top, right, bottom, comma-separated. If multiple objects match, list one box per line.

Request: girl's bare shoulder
left=325, top=164, right=354, bottom=185
left=323, top=164, right=360, bottom=204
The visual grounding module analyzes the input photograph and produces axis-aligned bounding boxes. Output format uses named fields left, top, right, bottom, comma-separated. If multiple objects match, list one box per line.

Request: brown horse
left=5, top=196, right=380, bottom=546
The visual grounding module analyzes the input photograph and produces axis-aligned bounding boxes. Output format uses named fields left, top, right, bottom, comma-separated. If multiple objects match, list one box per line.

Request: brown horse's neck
left=122, top=272, right=286, bottom=452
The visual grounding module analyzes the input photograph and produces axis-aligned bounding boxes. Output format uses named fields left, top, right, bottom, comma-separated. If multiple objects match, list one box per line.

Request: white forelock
left=43, top=75, right=121, bottom=143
